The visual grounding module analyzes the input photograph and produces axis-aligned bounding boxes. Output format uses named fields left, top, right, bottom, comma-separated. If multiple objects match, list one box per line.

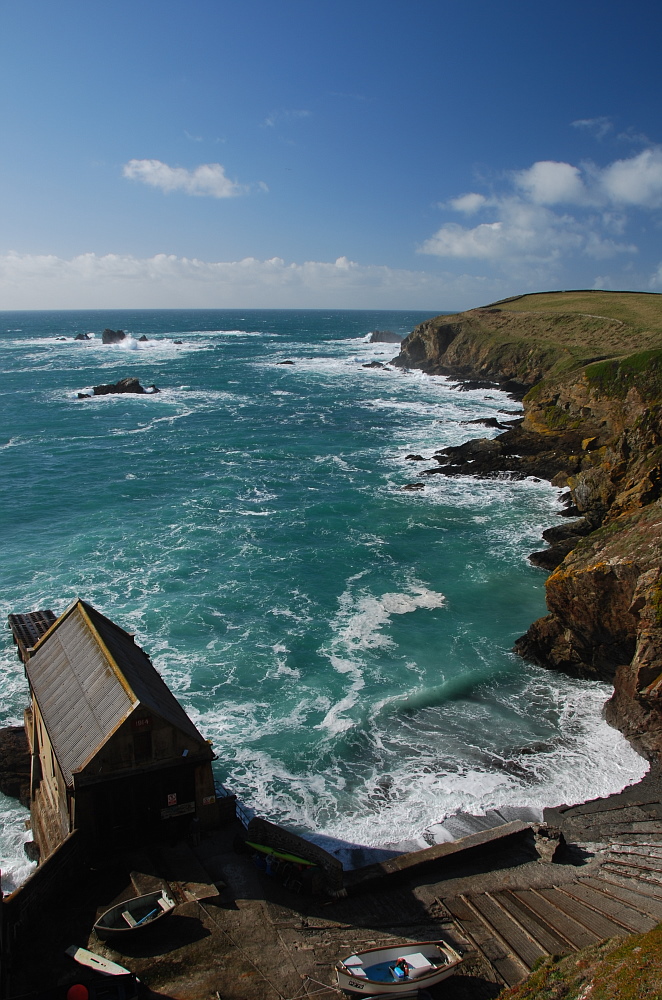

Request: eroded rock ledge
left=393, top=292, right=662, bottom=759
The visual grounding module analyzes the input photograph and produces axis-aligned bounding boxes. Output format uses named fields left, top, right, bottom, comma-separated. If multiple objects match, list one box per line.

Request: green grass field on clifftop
left=489, top=290, right=662, bottom=336
left=399, top=290, right=662, bottom=399
left=474, top=290, right=662, bottom=387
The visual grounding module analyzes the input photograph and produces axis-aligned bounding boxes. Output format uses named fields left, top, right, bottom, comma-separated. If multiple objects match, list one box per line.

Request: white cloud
left=515, top=161, right=586, bottom=205
left=420, top=198, right=636, bottom=270
left=420, top=151, right=660, bottom=276
left=571, top=117, right=613, bottom=140
left=0, top=251, right=508, bottom=311
left=616, top=127, right=652, bottom=146
left=422, top=222, right=504, bottom=259
left=447, top=193, right=488, bottom=214
left=599, top=148, right=662, bottom=208
left=122, top=159, right=246, bottom=198
left=262, top=109, right=311, bottom=129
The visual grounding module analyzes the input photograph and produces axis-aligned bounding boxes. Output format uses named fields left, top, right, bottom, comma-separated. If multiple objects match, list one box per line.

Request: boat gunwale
left=94, top=889, right=176, bottom=934
left=336, top=939, right=462, bottom=990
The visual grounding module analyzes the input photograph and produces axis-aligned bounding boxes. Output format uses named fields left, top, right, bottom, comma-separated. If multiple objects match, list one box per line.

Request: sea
left=0, top=309, right=648, bottom=891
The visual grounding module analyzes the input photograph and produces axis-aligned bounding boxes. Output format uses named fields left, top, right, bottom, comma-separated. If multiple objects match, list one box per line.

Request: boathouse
left=9, top=599, right=220, bottom=861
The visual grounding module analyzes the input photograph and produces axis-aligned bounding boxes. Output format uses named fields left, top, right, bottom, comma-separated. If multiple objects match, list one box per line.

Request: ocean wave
left=0, top=795, right=36, bottom=893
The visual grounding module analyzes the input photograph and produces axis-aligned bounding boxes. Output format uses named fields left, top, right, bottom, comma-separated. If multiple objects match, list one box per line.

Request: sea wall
left=2, top=830, right=82, bottom=971
left=394, top=302, right=662, bottom=759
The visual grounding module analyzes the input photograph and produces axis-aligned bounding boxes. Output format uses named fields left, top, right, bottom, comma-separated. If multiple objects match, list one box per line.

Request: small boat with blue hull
left=336, top=940, right=462, bottom=995
left=93, top=889, right=176, bottom=940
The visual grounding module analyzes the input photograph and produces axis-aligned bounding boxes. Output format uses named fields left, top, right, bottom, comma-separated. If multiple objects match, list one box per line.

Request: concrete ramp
left=347, top=820, right=531, bottom=887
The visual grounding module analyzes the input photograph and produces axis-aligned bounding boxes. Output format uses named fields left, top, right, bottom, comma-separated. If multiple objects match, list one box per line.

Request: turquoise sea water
left=0, top=309, right=647, bottom=889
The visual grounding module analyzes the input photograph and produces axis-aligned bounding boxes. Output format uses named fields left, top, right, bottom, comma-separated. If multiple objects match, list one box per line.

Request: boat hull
left=336, top=940, right=462, bottom=996
left=94, top=889, right=176, bottom=940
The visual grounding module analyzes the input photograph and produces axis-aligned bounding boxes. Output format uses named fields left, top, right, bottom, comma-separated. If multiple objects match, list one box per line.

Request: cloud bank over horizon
left=3, top=240, right=662, bottom=313
left=0, top=251, right=506, bottom=311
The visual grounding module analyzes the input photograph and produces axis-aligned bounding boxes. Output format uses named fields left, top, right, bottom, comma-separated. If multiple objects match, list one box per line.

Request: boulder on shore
left=0, top=727, right=31, bottom=807
left=101, top=328, right=126, bottom=344
left=90, top=377, right=159, bottom=396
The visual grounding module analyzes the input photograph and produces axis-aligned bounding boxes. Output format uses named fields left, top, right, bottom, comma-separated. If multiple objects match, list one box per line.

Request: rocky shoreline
left=393, top=293, right=662, bottom=762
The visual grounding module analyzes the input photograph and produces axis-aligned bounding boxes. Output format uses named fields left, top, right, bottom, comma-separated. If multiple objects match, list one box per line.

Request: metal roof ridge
left=29, top=597, right=80, bottom=655
left=76, top=601, right=137, bottom=704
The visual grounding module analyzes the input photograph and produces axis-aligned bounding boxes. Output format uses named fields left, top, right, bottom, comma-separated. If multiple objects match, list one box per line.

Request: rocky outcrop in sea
left=78, top=377, right=160, bottom=398
left=368, top=330, right=403, bottom=344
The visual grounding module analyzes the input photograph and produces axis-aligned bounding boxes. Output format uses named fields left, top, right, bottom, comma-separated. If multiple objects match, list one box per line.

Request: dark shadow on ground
left=102, top=913, right=210, bottom=958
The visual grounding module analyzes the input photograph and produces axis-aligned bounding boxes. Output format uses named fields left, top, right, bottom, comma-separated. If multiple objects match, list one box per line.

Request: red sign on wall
left=167, top=793, right=177, bottom=807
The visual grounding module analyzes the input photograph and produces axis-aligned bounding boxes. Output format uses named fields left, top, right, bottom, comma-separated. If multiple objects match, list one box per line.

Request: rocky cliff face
left=395, top=300, right=662, bottom=759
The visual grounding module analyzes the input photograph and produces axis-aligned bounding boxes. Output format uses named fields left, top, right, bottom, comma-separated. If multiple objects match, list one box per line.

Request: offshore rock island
left=393, top=289, right=662, bottom=761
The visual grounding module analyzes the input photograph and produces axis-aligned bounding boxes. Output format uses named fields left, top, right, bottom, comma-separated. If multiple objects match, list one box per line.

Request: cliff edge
left=394, top=290, right=662, bottom=759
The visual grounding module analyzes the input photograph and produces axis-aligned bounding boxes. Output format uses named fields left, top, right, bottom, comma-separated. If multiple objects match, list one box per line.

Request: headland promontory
left=392, top=290, right=662, bottom=761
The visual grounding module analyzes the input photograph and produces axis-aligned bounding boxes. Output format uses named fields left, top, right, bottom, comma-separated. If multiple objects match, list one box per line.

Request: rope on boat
left=293, top=976, right=346, bottom=997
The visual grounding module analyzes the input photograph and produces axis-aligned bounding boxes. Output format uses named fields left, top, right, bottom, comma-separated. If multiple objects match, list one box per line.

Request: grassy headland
left=499, top=922, right=662, bottom=1000
left=394, top=290, right=662, bottom=394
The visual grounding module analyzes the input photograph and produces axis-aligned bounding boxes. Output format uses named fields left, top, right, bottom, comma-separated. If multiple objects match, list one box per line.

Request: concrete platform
left=7, top=768, right=661, bottom=999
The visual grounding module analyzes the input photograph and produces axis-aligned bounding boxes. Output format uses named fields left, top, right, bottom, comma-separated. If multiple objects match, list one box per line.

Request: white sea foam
left=314, top=578, right=447, bottom=737
left=44, top=333, right=214, bottom=355
left=0, top=795, right=36, bottom=893
left=270, top=680, right=647, bottom=859
left=186, top=328, right=266, bottom=337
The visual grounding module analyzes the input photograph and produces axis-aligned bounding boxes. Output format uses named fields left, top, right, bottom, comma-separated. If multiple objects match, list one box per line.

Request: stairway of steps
left=442, top=793, right=662, bottom=987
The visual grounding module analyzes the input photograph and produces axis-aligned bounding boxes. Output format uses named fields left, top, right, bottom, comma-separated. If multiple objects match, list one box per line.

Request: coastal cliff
left=394, top=291, right=662, bottom=759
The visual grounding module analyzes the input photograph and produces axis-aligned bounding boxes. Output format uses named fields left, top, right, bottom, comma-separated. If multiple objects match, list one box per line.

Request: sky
left=2, top=0, right=662, bottom=311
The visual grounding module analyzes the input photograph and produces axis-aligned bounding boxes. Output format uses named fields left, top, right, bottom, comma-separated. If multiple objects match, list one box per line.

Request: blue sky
left=2, top=0, right=662, bottom=310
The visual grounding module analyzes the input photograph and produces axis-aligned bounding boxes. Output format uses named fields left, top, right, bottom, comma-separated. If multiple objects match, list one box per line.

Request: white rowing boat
left=336, top=940, right=462, bottom=995
left=66, top=945, right=132, bottom=975
left=93, top=889, right=176, bottom=940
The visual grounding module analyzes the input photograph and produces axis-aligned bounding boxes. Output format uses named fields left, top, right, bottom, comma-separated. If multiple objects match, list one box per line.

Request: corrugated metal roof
left=25, top=599, right=206, bottom=785
left=7, top=610, right=57, bottom=662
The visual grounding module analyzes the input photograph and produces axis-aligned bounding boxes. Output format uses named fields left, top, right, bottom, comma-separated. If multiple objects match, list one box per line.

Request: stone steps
left=443, top=849, right=662, bottom=986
